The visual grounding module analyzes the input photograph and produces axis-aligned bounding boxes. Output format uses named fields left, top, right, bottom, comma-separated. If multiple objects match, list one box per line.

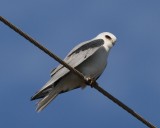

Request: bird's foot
left=84, top=77, right=96, bottom=88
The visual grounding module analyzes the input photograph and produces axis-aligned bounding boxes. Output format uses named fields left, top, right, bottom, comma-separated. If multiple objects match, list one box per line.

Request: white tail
left=36, top=90, right=59, bottom=112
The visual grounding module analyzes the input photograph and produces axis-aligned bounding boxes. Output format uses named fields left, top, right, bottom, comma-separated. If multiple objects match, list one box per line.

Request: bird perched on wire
left=31, top=32, right=117, bottom=112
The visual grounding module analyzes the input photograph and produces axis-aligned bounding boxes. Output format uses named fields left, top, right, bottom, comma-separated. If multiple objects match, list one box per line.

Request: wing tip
left=30, top=96, right=36, bottom=101
left=30, top=92, right=40, bottom=101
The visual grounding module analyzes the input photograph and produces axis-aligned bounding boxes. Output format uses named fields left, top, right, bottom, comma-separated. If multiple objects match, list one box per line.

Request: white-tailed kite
left=31, top=32, right=117, bottom=112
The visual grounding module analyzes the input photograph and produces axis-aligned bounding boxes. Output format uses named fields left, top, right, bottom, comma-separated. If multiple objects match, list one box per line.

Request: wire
left=0, top=16, right=156, bottom=128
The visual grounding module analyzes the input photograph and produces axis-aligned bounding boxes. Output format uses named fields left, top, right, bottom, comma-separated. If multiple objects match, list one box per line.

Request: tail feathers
left=36, top=90, right=59, bottom=112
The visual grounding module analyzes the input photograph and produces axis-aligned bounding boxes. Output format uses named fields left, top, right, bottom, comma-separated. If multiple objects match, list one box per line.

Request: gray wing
left=50, top=39, right=104, bottom=76
left=31, top=39, right=104, bottom=100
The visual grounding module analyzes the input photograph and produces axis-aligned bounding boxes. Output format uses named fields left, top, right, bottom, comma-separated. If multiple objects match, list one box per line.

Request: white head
left=95, top=32, right=117, bottom=48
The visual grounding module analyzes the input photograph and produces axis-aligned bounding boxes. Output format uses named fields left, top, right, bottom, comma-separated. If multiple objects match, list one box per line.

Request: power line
left=0, top=16, right=156, bottom=128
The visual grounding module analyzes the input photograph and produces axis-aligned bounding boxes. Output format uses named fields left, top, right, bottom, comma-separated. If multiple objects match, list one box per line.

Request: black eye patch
left=105, top=35, right=112, bottom=40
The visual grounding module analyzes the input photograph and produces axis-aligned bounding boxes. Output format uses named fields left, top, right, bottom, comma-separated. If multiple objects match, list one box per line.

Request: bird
left=31, top=32, right=117, bottom=112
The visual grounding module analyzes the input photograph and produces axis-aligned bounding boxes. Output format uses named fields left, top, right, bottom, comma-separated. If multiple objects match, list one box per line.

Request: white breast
left=77, top=47, right=108, bottom=79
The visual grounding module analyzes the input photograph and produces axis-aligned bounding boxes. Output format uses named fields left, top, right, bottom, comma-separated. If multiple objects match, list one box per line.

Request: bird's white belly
left=78, top=47, right=108, bottom=78
left=57, top=48, right=108, bottom=92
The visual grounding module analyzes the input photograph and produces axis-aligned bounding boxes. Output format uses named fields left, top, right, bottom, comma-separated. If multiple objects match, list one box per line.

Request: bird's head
left=95, top=32, right=117, bottom=48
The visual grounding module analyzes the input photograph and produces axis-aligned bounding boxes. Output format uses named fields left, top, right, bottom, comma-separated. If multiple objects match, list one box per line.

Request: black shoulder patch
left=68, top=39, right=104, bottom=57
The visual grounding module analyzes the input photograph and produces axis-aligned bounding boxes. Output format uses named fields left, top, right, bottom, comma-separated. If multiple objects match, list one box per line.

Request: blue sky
left=0, top=0, right=159, bottom=127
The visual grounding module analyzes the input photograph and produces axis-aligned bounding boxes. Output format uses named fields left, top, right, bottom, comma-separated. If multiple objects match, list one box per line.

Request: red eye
left=105, top=35, right=112, bottom=40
